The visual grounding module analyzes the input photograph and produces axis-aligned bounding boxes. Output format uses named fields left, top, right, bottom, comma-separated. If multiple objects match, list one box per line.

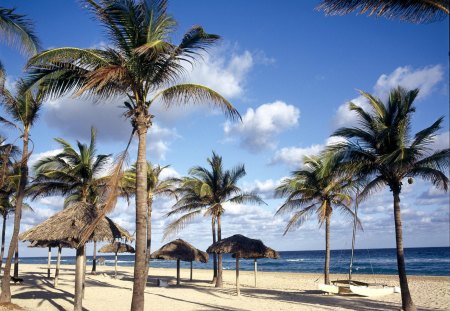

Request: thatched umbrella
left=19, top=204, right=133, bottom=311
left=28, top=240, right=71, bottom=287
left=150, top=239, right=208, bottom=285
left=207, top=234, right=280, bottom=295
left=99, top=242, right=135, bottom=278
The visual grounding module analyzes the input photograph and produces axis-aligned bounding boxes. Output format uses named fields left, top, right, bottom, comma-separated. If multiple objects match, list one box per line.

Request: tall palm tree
left=329, top=87, right=449, bottom=311
left=165, top=152, right=265, bottom=287
left=24, top=1, right=240, bottom=308
left=28, top=127, right=111, bottom=310
left=0, top=7, right=40, bottom=87
left=275, top=154, right=356, bottom=285
left=316, top=0, right=449, bottom=23
left=120, top=162, right=177, bottom=278
left=0, top=80, right=42, bottom=303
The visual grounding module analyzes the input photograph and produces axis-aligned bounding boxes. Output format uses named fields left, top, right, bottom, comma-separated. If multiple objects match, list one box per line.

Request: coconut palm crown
left=275, top=154, right=357, bottom=284
left=329, top=86, right=449, bottom=311
left=29, top=127, right=111, bottom=206
left=165, top=151, right=265, bottom=288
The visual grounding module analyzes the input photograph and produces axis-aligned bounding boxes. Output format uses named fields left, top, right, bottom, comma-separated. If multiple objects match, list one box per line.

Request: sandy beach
left=0, top=264, right=448, bottom=311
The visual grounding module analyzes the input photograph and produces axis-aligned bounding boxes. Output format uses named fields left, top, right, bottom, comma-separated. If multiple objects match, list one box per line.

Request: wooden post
left=115, top=252, right=118, bottom=278
left=236, top=253, right=240, bottom=296
left=254, top=258, right=257, bottom=287
left=190, top=261, right=193, bottom=281
left=176, top=259, right=180, bottom=285
left=54, top=246, right=61, bottom=287
left=82, top=244, right=86, bottom=299
left=47, top=246, right=51, bottom=278
left=91, top=240, right=97, bottom=275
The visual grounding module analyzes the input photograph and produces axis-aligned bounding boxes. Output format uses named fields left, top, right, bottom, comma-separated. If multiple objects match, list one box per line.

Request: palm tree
left=165, top=152, right=265, bottom=287
left=120, top=162, right=177, bottom=278
left=0, top=7, right=40, bottom=87
left=316, top=0, right=449, bottom=23
left=0, top=80, right=42, bottom=303
left=28, top=127, right=111, bottom=310
left=275, top=154, right=356, bottom=285
left=24, top=1, right=240, bottom=308
left=329, top=87, right=449, bottom=311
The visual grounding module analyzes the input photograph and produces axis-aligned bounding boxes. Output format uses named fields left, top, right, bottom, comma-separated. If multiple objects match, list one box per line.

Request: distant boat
left=319, top=188, right=398, bottom=297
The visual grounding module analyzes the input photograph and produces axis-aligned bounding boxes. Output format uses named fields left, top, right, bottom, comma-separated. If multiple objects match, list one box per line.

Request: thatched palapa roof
left=207, top=234, right=280, bottom=259
left=151, top=239, right=208, bottom=263
left=19, top=204, right=133, bottom=248
left=99, top=242, right=135, bottom=254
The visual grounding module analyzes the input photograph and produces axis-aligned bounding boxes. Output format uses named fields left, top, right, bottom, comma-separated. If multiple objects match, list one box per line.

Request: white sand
left=1, top=264, right=448, bottom=310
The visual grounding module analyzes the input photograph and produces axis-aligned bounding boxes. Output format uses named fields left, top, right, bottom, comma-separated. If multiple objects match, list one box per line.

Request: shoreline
left=1, top=263, right=448, bottom=310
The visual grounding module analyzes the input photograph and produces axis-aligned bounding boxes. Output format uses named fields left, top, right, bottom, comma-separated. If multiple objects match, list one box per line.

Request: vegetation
left=165, top=152, right=265, bottom=287
left=120, top=162, right=177, bottom=278
left=0, top=7, right=40, bottom=88
left=23, top=1, right=239, bottom=308
left=317, top=0, right=449, bottom=23
left=275, top=154, right=357, bottom=284
left=329, top=87, right=449, bottom=311
left=0, top=80, right=42, bottom=303
left=28, top=127, right=111, bottom=310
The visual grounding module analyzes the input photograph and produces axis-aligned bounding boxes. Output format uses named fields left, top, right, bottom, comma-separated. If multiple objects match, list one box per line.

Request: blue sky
left=0, top=0, right=449, bottom=258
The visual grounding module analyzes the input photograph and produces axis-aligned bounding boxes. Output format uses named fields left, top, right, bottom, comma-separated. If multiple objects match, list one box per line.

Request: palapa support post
left=82, top=245, right=86, bottom=299
left=92, top=240, right=97, bottom=275
left=176, top=259, right=180, bottom=285
left=47, top=246, right=51, bottom=278
left=115, top=252, right=118, bottom=278
left=254, top=258, right=257, bottom=287
left=236, top=253, right=240, bottom=296
left=190, top=261, right=193, bottom=281
left=54, top=246, right=61, bottom=287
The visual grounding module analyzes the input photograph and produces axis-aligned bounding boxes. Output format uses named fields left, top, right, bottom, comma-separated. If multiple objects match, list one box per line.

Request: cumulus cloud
left=28, top=148, right=63, bottom=169
left=270, top=137, right=345, bottom=168
left=243, top=178, right=285, bottom=200
left=224, top=101, right=300, bottom=152
left=333, top=65, right=444, bottom=129
left=430, top=131, right=450, bottom=151
left=146, top=124, right=178, bottom=161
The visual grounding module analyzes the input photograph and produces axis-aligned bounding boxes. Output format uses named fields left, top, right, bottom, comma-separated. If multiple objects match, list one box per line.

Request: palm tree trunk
left=215, top=214, right=223, bottom=288
left=74, top=245, right=85, bottom=311
left=91, top=240, right=97, bottom=274
left=324, top=216, right=330, bottom=285
left=0, top=215, right=6, bottom=271
left=144, top=198, right=153, bottom=282
left=131, top=111, right=150, bottom=311
left=13, top=241, right=19, bottom=278
left=211, top=217, right=217, bottom=283
left=393, top=191, right=416, bottom=311
left=0, top=130, right=29, bottom=303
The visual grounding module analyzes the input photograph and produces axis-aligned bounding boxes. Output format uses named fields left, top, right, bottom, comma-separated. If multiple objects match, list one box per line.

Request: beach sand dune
left=1, top=264, right=448, bottom=310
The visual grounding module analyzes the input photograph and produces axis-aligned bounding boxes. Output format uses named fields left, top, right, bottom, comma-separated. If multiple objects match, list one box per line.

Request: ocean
left=18, top=247, right=449, bottom=276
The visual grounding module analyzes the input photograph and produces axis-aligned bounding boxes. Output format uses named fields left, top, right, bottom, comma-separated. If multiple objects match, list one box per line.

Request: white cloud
left=333, top=65, right=444, bottom=129
left=224, top=101, right=300, bottom=152
left=243, top=178, right=284, bottom=199
left=270, top=136, right=347, bottom=168
left=271, top=144, right=322, bottom=168
left=146, top=123, right=178, bottom=161
left=373, top=65, right=443, bottom=100
left=29, top=149, right=63, bottom=169
left=431, top=131, right=450, bottom=151
left=183, top=50, right=253, bottom=99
